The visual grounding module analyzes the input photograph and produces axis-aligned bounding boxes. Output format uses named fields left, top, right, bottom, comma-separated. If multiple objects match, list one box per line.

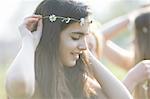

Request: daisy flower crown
left=142, top=26, right=149, bottom=34
left=42, top=14, right=92, bottom=26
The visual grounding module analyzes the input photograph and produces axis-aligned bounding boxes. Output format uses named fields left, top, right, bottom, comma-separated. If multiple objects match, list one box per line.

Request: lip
left=71, top=52, right=80, bottom=60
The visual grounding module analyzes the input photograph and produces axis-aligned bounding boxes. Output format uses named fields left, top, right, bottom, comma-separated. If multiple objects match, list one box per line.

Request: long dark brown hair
left=132, top=10, right=150, bottom=99
left=33, top=0, right=95, bottom=99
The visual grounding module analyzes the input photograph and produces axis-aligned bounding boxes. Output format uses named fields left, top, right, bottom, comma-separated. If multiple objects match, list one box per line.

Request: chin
left=65, top=61, right=76, bottom=67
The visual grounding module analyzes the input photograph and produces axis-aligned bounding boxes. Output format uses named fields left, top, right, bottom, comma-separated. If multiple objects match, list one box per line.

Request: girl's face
left=59, top=22, right=90, bottom=67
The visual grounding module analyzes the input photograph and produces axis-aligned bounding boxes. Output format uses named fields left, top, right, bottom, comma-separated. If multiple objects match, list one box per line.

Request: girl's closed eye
left=71, top=33, right=81, bottom=40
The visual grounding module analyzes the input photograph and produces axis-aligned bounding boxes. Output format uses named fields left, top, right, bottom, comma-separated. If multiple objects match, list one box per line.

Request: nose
left=78, top=38, right=87, bottom=51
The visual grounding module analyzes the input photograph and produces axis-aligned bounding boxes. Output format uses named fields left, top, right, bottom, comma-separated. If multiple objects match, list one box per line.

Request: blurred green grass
left=102, top=60, right=127, bottom=80
left=0, top=64, right=8, bottom=99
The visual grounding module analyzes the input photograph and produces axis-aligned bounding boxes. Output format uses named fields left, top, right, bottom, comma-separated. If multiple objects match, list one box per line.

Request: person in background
left=88, top=5, right=150, bottom=99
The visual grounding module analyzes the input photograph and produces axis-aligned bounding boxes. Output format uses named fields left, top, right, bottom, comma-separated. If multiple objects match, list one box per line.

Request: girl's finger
left=32, top=19, right=43, bottom=40
left=25, top=18, right=40, bottom=31
left=25, top=15, right=42, bottom=20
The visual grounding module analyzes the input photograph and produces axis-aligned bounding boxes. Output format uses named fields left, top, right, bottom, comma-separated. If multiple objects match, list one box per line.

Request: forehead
left=61, top=22, right=91, bottom=35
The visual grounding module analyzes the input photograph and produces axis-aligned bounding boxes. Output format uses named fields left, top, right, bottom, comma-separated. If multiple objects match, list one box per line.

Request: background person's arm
left=103, top=40, right=134, bottom=70
left=98, top=14, right=134, bottom=70
left=100, top=15, right=129, bottom=40
left=122, top=60, right=150, bottom=93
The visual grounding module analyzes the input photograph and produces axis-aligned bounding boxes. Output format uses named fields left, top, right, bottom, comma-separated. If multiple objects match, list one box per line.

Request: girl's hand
left=123, top=60, right=150, bottom=92
left=19, top=15, right=43, bottom=50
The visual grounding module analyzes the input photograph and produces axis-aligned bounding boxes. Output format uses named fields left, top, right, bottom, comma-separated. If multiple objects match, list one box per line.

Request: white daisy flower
left=142, top=27, right=148, bottom=33
left=49, top=14, right=57, bottom=22
left=80, top=18, right=85, bottom=26
left=65, top=18, right=71, bottom=23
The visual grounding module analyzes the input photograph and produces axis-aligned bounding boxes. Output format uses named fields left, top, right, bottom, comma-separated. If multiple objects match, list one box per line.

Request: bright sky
left=0, top=0, right=20, bottom=40
left=0, top=0, right=42, bottom=41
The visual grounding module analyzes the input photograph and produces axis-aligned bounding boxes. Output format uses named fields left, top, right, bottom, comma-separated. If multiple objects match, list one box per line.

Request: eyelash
left=71, top=33, right=81, bottom=40
left=71, top=36, right=80, bottom=40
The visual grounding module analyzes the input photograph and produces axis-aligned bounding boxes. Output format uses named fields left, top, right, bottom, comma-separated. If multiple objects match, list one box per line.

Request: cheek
left=59, top=39, right=78, bottom=66
left=62, top=39, right=77, bottom=50
left=59, top=38, right=77, bottom=59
